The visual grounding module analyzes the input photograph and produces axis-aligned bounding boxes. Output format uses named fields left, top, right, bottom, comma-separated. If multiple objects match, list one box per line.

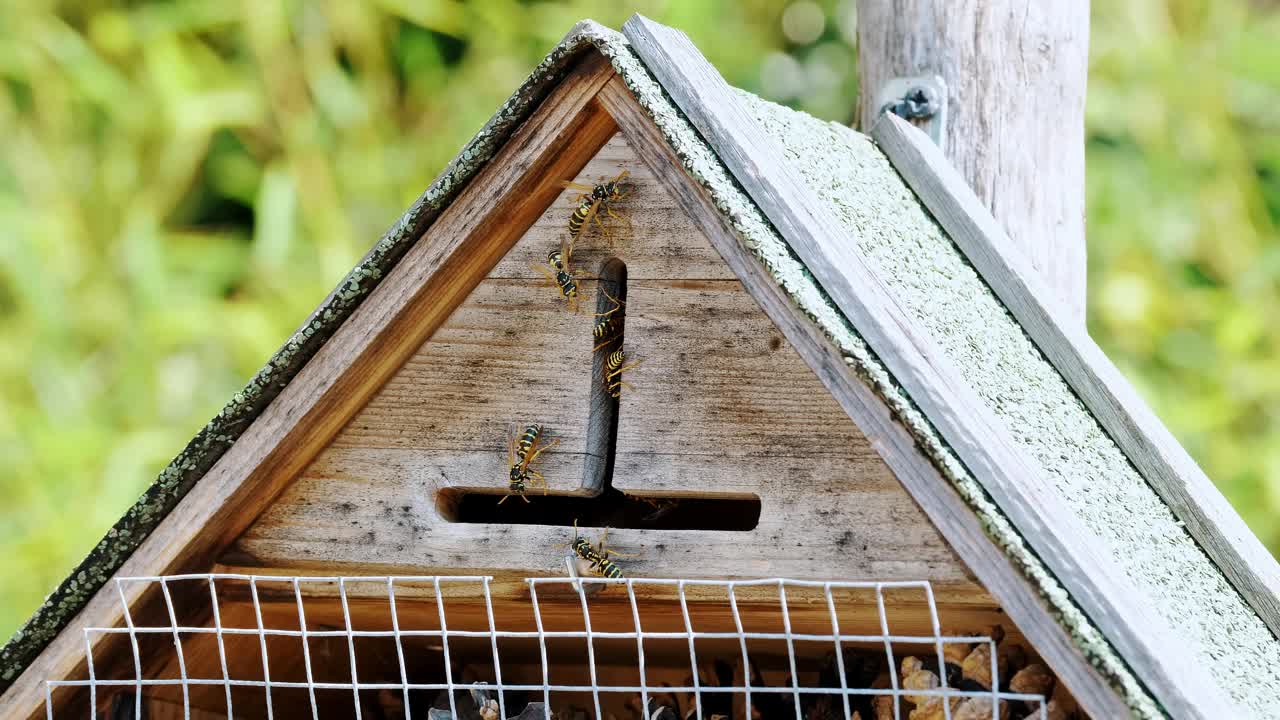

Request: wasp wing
left=566, top=198, right=601, bottom=262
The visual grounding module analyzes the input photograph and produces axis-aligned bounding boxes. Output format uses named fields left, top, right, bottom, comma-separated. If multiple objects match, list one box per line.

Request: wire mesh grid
left=45, top=567, right=1051, bottom=720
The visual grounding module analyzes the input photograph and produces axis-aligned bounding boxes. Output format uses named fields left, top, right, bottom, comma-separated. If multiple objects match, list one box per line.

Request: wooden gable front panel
left=229, top=133, right=979, bottom=597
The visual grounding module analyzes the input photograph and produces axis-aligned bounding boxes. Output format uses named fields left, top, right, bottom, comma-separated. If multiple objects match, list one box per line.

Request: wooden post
left=856, top=2, right=1090, bottom=321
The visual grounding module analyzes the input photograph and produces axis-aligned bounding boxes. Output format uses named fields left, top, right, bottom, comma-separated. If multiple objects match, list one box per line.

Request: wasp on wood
left=499, top=423, right=558, bottom=505
left=568, top=521, right=635, bottom=579
left=531, top=247, right=587, bottom=313
left=592, top=286, right=625, bottom=351
left=603, top=348, right=641, bottom=398
left=562, top=169, right=630, bottom=256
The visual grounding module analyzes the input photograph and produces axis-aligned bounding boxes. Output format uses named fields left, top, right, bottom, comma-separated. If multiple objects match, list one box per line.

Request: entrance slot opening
left=439, top=258, right=760, bottom=531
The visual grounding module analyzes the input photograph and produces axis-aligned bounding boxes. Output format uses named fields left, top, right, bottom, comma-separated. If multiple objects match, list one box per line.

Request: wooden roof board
left=872, top=112, right=1280, bottom=637
left=871, top=114, right=1280, bottom=712
left=622, top=13, right=1280, bottom=718
left=597, top=79, right=1131, bottom=720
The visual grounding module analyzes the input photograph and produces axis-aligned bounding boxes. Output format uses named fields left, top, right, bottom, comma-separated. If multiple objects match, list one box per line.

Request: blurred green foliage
left=0, top=0, right=1276, bottom=640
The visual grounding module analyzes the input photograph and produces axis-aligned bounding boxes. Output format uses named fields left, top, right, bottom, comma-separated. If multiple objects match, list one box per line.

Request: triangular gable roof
left=4, top=15, right=1278, bottom=719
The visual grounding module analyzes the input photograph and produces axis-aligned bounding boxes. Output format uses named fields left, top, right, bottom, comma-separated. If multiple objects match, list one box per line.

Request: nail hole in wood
left=439, top=258, right=761, bottom=531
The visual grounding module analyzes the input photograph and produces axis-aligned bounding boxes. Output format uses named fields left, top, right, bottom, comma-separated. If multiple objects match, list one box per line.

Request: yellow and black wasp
left=499, top=423, right=557, bottom=505
left=592, top=286, right=625, bottom=351
left=532, top=247, right=585, bottom=313
left=603, top=348, right=641, bottom=398
left=568, top=521, right=633, bottom=579
left=562, top=169, right=630, bottom=254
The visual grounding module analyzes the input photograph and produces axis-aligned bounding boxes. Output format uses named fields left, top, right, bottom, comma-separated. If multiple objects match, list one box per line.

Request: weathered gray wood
left=623, top=14, right=1227, bottom=717
left=874, top=111, right=1280, bottom=641
left=238, top=134, right=978, bottom=594
left=598, top=77, right=1130, bottom=720
left=490, top=138, right=735, bottom=281
left=615, top=279, right=888, bottom=457
left=856, top=0, right=1089, bottom=321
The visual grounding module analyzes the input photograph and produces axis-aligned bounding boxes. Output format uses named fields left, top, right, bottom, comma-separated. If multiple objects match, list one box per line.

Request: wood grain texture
left=856, top=0, right=1089, bottom=321
left=329, top=278, right=602, bottom=494
left=623, top=14, right=1225, bottom=717
left=236, top=132, right=978, bottom=594
left=597, top=78, right=1129, bottom=720
left=614, top=280, right=882, bottom=457
left=2, top=53, right=621, bottom=720
left=873, top=111, right=1280, bottom=640
left=490, top=138, right=735, bottom=281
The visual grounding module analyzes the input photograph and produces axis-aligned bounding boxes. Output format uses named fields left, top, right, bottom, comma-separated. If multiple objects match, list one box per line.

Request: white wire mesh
left=45, top=570, right=1052, bottom=720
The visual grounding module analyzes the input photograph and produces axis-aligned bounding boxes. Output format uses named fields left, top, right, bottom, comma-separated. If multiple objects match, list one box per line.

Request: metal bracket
left=875, top=75, right=948, bottom=150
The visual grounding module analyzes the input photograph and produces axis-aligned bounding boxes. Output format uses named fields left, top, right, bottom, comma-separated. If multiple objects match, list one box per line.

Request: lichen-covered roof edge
left=582, top=23, right=1166, bottom=719
left=0, top=20, right=1160, bottom=718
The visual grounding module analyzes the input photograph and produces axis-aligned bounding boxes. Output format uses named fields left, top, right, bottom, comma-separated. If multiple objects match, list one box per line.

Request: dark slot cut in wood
left=440, top=258, right=762, bottom=531
left=586, top=257, right=627, bottom=495
left=441, top=491, right=761, bottom=531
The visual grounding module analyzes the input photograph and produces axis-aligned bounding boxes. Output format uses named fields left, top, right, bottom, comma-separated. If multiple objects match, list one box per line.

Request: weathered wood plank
left=622, top=14, right=1224, bottom=717
left=2, top=52, right=622, bottom=720
left=873, top=111, right=1280, bottom=641
left=615, top=279, right=884, bottom=457
left=597, top=77, right=1130, bottom=720
left=490, top=136, right=736, bottom=281
left=237, top=446, right=973, bottom=586
left=336, top=279, right=596, bottom=451
left=856, top=1, right=1089, bottom=321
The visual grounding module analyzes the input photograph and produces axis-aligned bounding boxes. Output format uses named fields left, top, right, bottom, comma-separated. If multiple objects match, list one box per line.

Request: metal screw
left=883, top=85, right=939, bottom=121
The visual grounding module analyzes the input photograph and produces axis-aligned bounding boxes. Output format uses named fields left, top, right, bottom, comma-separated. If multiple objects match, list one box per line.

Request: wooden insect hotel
left=4, top=15, right=1280, bottom=720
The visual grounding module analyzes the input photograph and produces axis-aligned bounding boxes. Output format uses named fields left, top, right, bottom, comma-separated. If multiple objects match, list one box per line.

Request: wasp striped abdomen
left=532, top=248, right=583, bottom=313
left=568, top=522, right=633, bottom=578
left=500, top=423, right=557, bottom=505
left=603, top=349, right=641, bottom=398
left=568, top=195, right=595, bottom=242
left=572, top=533, right=624, bottom=578
left=591, top=287, right=625, bottom=351
left=516, top=424, right=542, bottom=464
left=562, top=169, right=631, bottom=250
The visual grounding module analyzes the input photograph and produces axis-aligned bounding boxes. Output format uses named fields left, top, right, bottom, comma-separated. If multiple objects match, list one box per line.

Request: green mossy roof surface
left=4, top=19, right=1272, bottom=719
